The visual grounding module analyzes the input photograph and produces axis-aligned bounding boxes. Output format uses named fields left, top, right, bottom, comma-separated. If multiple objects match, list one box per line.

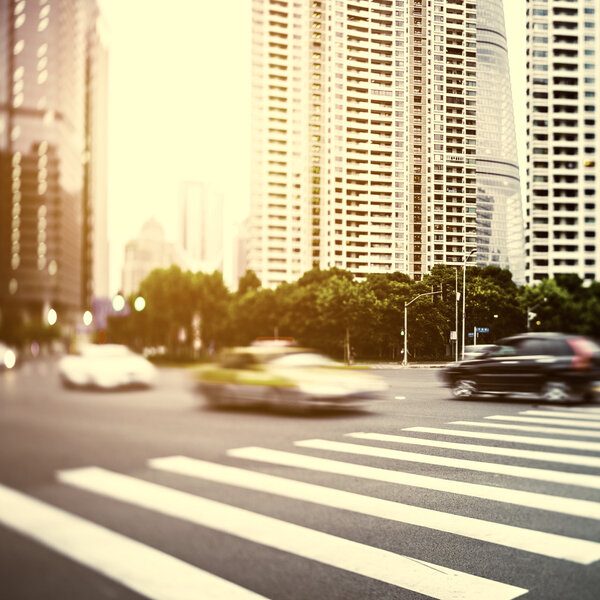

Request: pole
left=455, top=267, right=459, bottom=361
left=461, top=262, right=466, bottom=361
left=403, top=302, right=408, bottom=367
left=474, top=326, right=477, bottom=346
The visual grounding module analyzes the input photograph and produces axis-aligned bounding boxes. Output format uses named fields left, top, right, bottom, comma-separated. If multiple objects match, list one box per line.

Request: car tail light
left=567, top=337, right=595, bottom=371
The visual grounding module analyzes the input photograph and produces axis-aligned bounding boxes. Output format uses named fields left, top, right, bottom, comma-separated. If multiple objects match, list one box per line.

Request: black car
left=442, top=332, right=600, bottom=403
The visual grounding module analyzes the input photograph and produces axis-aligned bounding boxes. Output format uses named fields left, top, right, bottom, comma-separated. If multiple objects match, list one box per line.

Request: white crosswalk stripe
left=149, top=455, right=600, bottom=564
left=57, top=466, right=527, bottom=600
left=519, top=410, right=600, bottom=421
left=0, top=483, right=268, bottom=600
left=4, top=406, right=600, bottom=600
left=403, top=426, right=600, bottom=453
left=229, top=446, right=600, bottom=519
left=294, top=438, right=600, bottom=489
left=451, top=420, right=600, bottom=438
left=347, top=431, right=600, bottom=467
left=486, top=415, right=600, bottom=430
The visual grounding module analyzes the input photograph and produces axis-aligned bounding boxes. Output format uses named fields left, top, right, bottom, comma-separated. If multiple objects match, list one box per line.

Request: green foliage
left=113, top=263, right=599, bottom=363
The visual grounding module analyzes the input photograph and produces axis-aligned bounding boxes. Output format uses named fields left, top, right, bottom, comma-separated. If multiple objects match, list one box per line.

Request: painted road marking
left=0, top=484, right=268, bottom=600
left=451, top=421, right=600, bottom=439
left=348, top=431, right=600, bottom=468
left=403, top=427, right=600, bottom=454
left=486, top=415, right=600, bottom=430
left=519, top=410, right=600, bottom=422
left=57, top=467, right=527, bottom=600
left=228, top=447, right=600, bottom=520
left=295, top=439, right=600, bottom=490
left=150, top=455, right=600, bottom=564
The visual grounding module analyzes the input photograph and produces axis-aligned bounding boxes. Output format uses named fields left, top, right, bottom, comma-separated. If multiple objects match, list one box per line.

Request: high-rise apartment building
left=249, top=0, right=523, bottom=288
left=0, top=0, right=107, bottom=331
left=525, top=0, right=600, bottom=284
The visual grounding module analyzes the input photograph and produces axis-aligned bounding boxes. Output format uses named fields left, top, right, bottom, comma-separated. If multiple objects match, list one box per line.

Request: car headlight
left=3, top=349, right=16, bottom=369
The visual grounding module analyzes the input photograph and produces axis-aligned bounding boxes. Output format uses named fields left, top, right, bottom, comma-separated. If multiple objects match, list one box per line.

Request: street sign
left=450, top=331, right=457, bottom=340
left=468, top=332, right=475, bottom=338
left=475, top=327, right=489, bottom=333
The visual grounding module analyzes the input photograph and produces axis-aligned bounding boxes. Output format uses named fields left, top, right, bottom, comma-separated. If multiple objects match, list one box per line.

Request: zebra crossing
left=2, top=405, right=600, bottom=599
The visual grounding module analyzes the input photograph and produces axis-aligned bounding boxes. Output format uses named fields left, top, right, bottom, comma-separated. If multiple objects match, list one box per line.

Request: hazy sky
left=99, top=1, right=527, bottom=294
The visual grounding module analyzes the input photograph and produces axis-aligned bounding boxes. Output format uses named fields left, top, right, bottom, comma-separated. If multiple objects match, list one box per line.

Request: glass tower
left=476, top=0, right=526, bottom=283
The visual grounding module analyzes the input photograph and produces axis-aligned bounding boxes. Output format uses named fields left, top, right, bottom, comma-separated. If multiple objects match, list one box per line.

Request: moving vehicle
left=58, top=344, right=157, bottom=390
left=195, top=346, right=388, bottom=410
left=462, top=344, right=497, bottom=360
left=0, top=342, right=17, bottom=370
left=442, top=332, right=600, bottom=403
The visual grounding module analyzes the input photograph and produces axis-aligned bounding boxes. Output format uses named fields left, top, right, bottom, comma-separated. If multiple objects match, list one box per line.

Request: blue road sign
left=468, top=333, right=475, bottom=338
left=476, top=327, right=489, bottom=333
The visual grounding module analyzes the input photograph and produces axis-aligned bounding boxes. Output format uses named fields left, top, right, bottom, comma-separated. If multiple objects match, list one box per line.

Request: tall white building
left=525, top=0, right=600, bottom=284
left=180, top=182, right=224, bottom=273
left=249, top=0, right=525, bottom=288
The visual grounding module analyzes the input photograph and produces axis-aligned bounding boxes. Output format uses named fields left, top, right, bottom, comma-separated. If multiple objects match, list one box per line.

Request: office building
left=249, top=0, right=524, bottom=288
left=0, top=0, right=107, bottom=332
left=525, top=0, right=600, bottom=283
left=180, top=181, right=224, bottom=273
left=476, top=0, right=525, bottom=283
left=121, top=218, right=185, bottom=296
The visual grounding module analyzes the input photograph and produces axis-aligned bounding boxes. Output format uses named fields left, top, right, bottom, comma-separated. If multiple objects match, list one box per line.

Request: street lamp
left=461, top=249, right=477, bottom=361
left=526, top=297, right=547, bottom=331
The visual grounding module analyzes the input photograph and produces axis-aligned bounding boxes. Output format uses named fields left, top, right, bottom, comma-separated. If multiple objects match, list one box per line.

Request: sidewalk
left=357, top=362, right=448, bottom=369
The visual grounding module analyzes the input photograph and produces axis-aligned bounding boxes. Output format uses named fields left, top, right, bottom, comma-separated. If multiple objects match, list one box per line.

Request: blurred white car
left=58, top=344, right=157, bottom=390
left=0, top=342, right=17, bottom=370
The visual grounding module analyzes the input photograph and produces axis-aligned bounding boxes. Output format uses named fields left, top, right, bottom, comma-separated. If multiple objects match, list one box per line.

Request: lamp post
left=526, top=297, right=547, bottom=331
left=404, top=289, right=442, bottom=366
left=461, top=249, right=476, bottom=361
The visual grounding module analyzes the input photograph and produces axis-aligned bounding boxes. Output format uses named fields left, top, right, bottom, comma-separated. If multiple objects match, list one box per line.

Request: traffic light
left=441, top=282, right=449, bottom=302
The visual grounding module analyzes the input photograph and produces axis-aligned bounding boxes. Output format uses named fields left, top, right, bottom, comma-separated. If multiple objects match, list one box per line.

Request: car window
left=269, top=352, right=337, bottom=368
left=220, top=353, right=258, bottom=369
left=513, top=339, right=554, bottom=356
left=488, top=345, right=517, bottom=357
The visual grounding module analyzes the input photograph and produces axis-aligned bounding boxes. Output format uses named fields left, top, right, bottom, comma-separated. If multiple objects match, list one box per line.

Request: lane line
left=348, top=432, right=600, bottom=468
left=519, top=410, right=600, bottom=422
left=404, top=427, right=600, bottom=454
left=294, top=439, right=600, bottom=490
left=150, top=455, right=600, bottom=564
left=58, top=467, right=527, bottom=600
left=228, top=447, right=600, bottom=520
left=451, top=420, right=600, bottom=439
left=395, top=396, right=406, bottom=400
left=486, top=415, right=600, bottom=430
left=0, top=483, right=268, bottom=600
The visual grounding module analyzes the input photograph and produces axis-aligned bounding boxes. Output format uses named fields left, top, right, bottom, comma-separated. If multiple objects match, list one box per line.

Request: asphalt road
left=1, top=359, right=600, bottom=600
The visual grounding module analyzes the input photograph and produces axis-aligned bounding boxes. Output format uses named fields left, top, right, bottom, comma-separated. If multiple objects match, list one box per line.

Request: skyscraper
left=180, top=181, right=224, bottom=273
left=525, top=0, right=600, bottom=284
left=0, top=0, right=106, bottom=333
left=249, top=0, right=523, bottom=288
left=476, top=0, right=525, bottom=283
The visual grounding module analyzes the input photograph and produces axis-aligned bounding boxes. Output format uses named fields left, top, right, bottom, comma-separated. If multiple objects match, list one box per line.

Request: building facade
left=476, top=0, right=525, bottom=283
left=121, top=218, right=185, bottom=296
left=180, top=181, right=224, bottom=274
left=249, top=0, right=524, bottom=288
left=0, top=0, right=106, bottom=333
left=525, top=0, right=600, bottom=284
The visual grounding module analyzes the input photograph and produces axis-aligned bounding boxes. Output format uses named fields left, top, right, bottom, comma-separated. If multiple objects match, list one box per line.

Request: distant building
left=0, top=0, right=107, bottom=331
left=525, top=0, right=600, bottom=284
left=180, top=181, right=224, bottom=273
left=121, top=218, right=184, bottom=296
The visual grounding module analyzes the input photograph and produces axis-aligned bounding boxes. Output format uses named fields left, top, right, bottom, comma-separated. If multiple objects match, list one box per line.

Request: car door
left=485, top=338, right=555, bottom=395
left=473, top=344, right=520, bottom=393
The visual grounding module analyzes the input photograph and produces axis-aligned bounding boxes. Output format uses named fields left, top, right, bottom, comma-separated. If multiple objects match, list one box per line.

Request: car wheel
left=540, top=381, right=577, bottom=404
left=203, top=385, right=227, bottom=408
left=452, top=378, right=477, bottom=399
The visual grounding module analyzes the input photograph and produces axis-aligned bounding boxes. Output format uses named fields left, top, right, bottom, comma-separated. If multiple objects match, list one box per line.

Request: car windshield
left=269, top=352, right=337, bottom=368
